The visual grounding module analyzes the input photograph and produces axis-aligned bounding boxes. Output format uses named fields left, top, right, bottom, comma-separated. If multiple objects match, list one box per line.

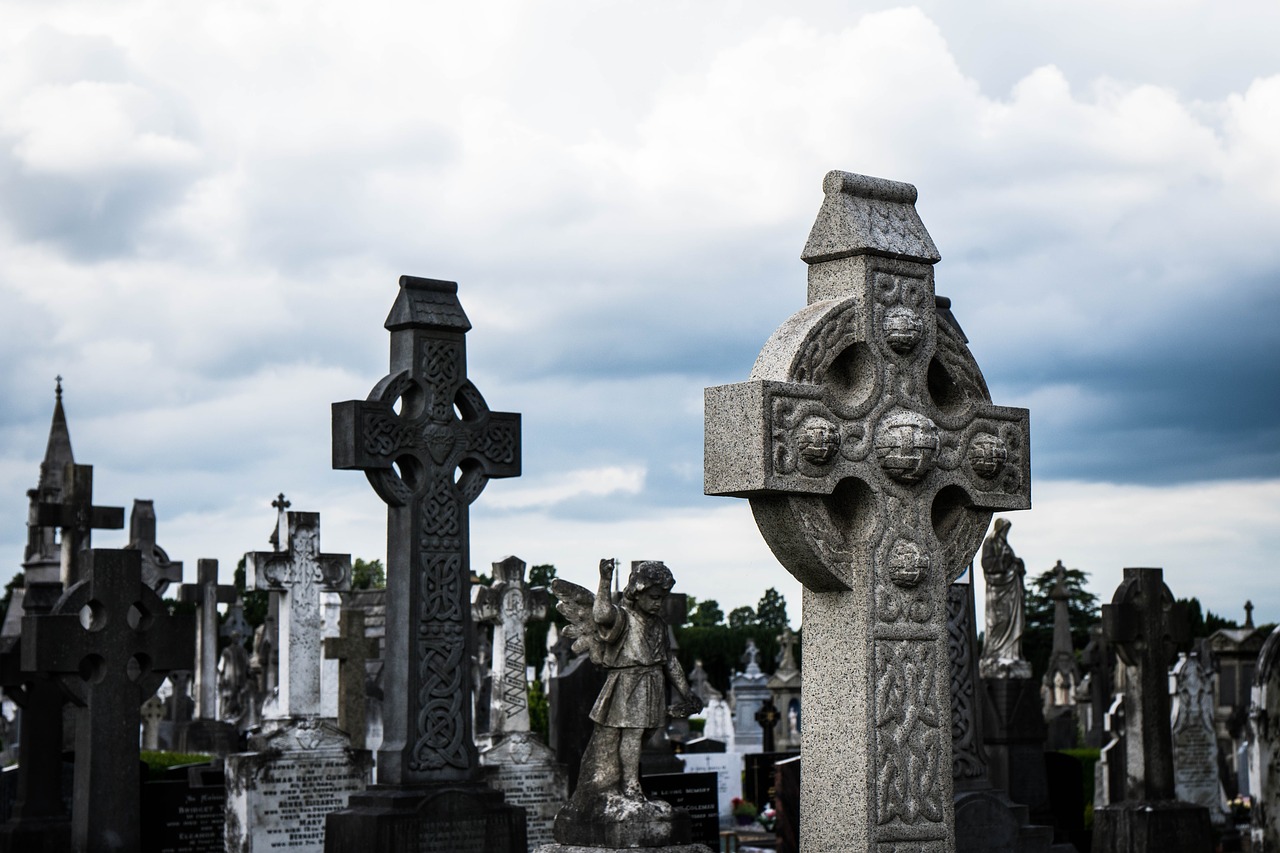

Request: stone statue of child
left=980, top=517, right=1032, bottom=678
left=549, top=559, right=704, bottom=848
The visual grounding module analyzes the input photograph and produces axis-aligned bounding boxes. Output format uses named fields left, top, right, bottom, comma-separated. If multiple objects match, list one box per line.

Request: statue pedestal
left=982, top=677, right=1052, bottom=827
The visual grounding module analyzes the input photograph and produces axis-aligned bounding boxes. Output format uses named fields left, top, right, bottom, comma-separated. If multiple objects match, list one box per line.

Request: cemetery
left=0, top=171, right=1275, bottom=853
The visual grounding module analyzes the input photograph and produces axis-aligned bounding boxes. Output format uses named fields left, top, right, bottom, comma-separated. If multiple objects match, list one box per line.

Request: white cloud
left=487, top=465, right=646, bottom=511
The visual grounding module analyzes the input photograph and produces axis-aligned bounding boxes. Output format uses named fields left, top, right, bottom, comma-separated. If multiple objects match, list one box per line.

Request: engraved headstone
left=22, top=548, right=194, bottom=853
left=1093, top=568, right=1211, bottom=853
left=226, top=511, right=369, bottom=853
left=677, top=751, right=742, bottom=825
left=1170, top=652, right=1226, bottom=823
left=473, top=556, right=567, bottom=850
left=326, top=276, right=526, bottom=852
left=705, top=170, right=1031, bottom=852
left=640, top=772, right=720, bottom=848
left=140, top=763, right=225, bottom=853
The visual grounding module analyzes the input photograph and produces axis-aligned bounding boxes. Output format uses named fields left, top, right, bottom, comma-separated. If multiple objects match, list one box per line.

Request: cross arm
left=527, top=587, right=550, bottom=623
left=705, top=379, right=832, bottom=497
left=465, top=411, right=521, bottom=479
left=472, top=585, right=501, bottom=625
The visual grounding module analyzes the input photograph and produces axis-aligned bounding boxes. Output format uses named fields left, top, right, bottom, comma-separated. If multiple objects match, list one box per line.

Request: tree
left=690, top=599, right=725, bottom=627
left=728, top=606, right=757, bottom=630
left=1022, top=566, right=1099, bottom=680
left=233, top=556, right=270, bottom=628
left=0, top=571, right=24, bottom=620
left=755, top=588, right=789, bottom=631
left=351, top=558, right=386, bottom=590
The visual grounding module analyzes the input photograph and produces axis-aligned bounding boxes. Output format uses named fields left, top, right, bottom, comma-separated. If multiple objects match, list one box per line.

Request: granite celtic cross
left=705, top=171, right=1031, bottom=853
left=472, top=556, right=549, bottom=740
left=333, top=275, right=521, bottom=785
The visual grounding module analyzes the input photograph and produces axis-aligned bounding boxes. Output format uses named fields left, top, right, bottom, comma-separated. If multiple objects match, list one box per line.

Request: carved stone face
left=636, top=587, right=666, bottom=616
left=796, top=416, right=841, bottom=465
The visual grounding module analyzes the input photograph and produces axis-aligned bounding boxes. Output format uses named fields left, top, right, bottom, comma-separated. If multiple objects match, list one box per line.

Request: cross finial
left=55, top=375, right=63, bottom=400
left=1245, top=600, right=1255, bottom=629
left=269, top=493, right=290, bottom=551
left=272, top=492, right=291, bottom=512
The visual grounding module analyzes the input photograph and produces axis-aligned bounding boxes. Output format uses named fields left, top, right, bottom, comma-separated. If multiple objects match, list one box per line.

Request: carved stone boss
left=705, top=171, right=1030, bottom=852
left=473, top=556, right=548, bottom=740
left=245, top=511, right=351, bottom=718
left=333, top=275, right=521, bottom=785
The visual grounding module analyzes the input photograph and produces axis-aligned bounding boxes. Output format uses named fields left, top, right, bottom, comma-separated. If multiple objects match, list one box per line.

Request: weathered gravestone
left=141, top=694, right=166, bottom=751
left=125, top=499, right=184, bottom=595
left=1093, top=567, right=1211, bottom=853
left=22, top=548, right=194, bottom=853
left=140, top=762, right=225, bottom=853
left=327, top=276, right=526, bottom=852
left=226, top=510, right=370, bottom=853
left=677, top=749, right=742, bottom=827
left=705, top=170, right=1031, bottom=852
left=948, top=572, right=1053, bottom=853
left=473, top=556, right=567, bottom=851
left=1249, top=624, right=1280, bottom=852
left=729, top=640, right=770, bottom=754
left=177, top=559, right=239, bottom=755
left=323, top=609, right=378, bottom=750
left=1170, top=652, right=1226, bottom=824
left=640, top=772, right=720, bottom=848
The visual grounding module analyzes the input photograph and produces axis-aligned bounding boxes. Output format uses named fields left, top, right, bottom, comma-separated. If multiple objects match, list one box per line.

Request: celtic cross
left=472, top=556, right=549, bottom=741
left=705, top=171, right=1030, bottom=853
left=333, top=275, right=521, bottom=785
left=36, top=463, right=123, bottom=589
left=245, top=511, right=351, bottom=718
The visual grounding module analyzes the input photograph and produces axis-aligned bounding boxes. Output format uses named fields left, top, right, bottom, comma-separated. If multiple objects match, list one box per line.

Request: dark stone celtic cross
left=705, top=171, right=1031, bottom=852
left=333, top=275, right=520, bottom=785
left=22, top=548, right=194, bottom=853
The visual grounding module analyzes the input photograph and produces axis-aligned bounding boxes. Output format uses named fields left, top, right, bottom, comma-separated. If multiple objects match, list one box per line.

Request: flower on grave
left=1229, top=796, right=1252, bottom=822
left=731, top=797, right=758, bottom=819
left=757, top=804, right=777, bottom=832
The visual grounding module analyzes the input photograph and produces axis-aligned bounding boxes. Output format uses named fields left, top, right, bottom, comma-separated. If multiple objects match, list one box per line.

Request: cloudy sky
left=1, top=0, right=1277, bottom=632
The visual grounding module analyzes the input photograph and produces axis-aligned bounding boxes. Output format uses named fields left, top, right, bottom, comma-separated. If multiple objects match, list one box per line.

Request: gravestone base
left=553, top=794, right=692, bottom=848
left=1091, top=800, right=1211, bottom=853
left=954, top=789, right=1053, bottom=853
left=177, top=718, right=241, bottom=756
left=0, top=815, right=71, bottom=853
left=225, top=722, right=372, bottom=853
left=324, top=783, right=527, bottom=853
left=480, top=732, right=569, bottom=850
left=983, top=678, right=1053, bottom=827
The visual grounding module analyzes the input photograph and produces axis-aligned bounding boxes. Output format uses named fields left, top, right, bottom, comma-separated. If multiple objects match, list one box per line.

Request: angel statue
left=549, top=559, right=705, bottom=849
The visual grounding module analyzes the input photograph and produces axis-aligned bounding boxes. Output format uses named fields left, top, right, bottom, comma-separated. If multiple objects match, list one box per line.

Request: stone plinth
left=324, top=784, right=526, bottom=852
left=982, top=677, right=1052, bottom=828
left=481, top=733, right=568, bottom=851
left=1091, top=801, right=1210, bottom=853
left=536, top=846, right=711, bottom=853
left=225, top=723, right=372, bottom=853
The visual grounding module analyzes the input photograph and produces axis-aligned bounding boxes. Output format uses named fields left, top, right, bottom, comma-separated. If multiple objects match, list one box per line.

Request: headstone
left=754, top=698, right=780, bottom=753
left=1040, top=561, right=1079, bottom=750
left=1248, top=624, right=1280, bottom=851
left=1079, top=625, right=1113, bottom=749
left=729, top=640, right=770, bottom=753
left=176, top=559, right=239, bottom=755
left=774, top=755, right=800, bottom=853
left=219, top=597, right=255, bottom=731
left=1093, top=567, right=1211, bottom=853
left=323, top=609, right=379, bottom=750
left=641, top=771, right=720, bottom=848
left=1170, top=652, right=1226, bottom=824
left=705, top=170, right=1031, bottom=852
left=768, top=628, right=801, bottom=751
left=549, top=651, right=607, bottom=793
left=327, top=276, right=526, bottom=852
left=125, top=499, right=184, bottom=595
left=226, top=511, right=370, bottom=853
left=947, top=573, right=1053, bottom=853
left=1094, top=692, right=1125, bottom=810
left=140, top=763, right=225, bottom=853
left=702, top=697, right=735, bottom=749
left=141, top=694, right=165, bottom=751
left=473, top=557, right=566, bottom=850
left=743, top=751, right=794, bottom=812
left=677, top=751, right=742, bottom=824
left=22, top=547, right=194, bottom=853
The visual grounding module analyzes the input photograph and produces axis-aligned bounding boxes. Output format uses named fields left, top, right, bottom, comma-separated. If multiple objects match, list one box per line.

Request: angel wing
left=550, top=578, right=607, bottom=665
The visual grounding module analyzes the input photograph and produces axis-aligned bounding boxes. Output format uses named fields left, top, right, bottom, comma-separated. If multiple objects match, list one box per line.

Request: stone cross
left=776, top=627, right=799, bottom=675
left=36, top=462, right=124, bottom=588
left=221, top=596, right=252, bottom=647
left=268, top=492, right=290, bottom=551
left=177, top=559, right=237, bottom=719
left=755, top=698, right=781, bottom=752
left=245, top=511, right=350, bottom=718
left=324, top=609, right=379, bottom=749
left=332, top=275, right=520, bottom=784
left=21, top=548, right=194, bottom=853
left=141, top=694, right=165, bottom=750
left=126, top=498, right=183, bottom=594
left=166, top=670, right=194, bottom=723
left=472, top=556, right=548, bottom=740
left=1101, top=566, right=1189, bottom=802
left=705, top=171, right=1031, bottom=853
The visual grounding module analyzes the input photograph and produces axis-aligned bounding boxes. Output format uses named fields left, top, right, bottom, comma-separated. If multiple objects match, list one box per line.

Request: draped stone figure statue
left=980, top=518, right=1032, bottom=678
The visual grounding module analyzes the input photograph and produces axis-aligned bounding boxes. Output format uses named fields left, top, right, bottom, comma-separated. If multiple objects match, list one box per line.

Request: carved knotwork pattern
left=947, top=584, right=985, bottom=780
left=411, top=551, right=468, bottom=771
left=422, top=340, right=461, bottom=420
left=422, top=474, right=460, bottom=541
left=875, top=640, right=945, bottom=827
left=499, top=588, right=529, bottom=720
left=792, top=299, right=862, bottom=385
left=477, top=421, right=518, bottom=465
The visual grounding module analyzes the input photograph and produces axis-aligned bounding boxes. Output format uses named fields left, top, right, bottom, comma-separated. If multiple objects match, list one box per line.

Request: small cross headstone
left=245, top=511, right=350, bottom=719
left=324, top=609, right=379, bottom=749
left=472, top=555, right=549, bottom=741
left=141, top=694, right=165, bottom=750
left=705, top=171, right=1031, bottom=852
left=125, top=499, right=183, bottom=595
left=1095, top=567, right=1211, bottom=852
left=22, top=548, right=194, bottom=853
left=325, top=276, right=527, bottom=853
left=1170, top=652, right=1226, bottom=823
left=36, top=463, right=124, bottom=588
left=178, top=559, right=237, bottom=720
left=755, top=698, right=781, bottom=752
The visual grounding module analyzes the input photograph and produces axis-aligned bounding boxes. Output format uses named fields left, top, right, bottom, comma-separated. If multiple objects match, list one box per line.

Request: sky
left=1, top=0, right=1277, bottom=634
